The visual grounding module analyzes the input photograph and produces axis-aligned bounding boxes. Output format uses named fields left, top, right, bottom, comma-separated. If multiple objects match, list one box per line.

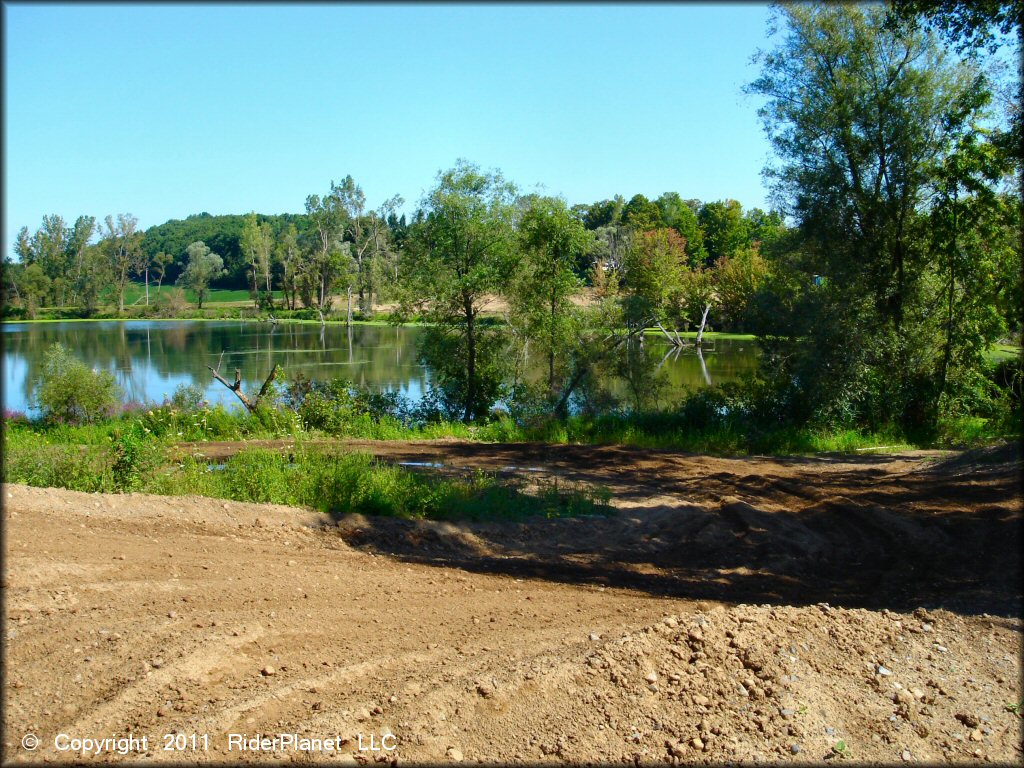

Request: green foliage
left=170, top=383, right=207, bottom=411
left=34, top=343, right=121, bottom=424
left=698, top=200, right=747, bottom=265
left=746, top=3, right=1013, bottom=433
left=111, top=422, right=162, bottom=492
left=400, top=160, right=520, bottom=421
left=177, top=241, right=227, bottom=308
left=511, top=195, right=591, bottom=396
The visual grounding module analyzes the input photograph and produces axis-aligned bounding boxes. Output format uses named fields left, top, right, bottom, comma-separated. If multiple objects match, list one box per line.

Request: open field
left=3, top=442, right=1020, bottom=764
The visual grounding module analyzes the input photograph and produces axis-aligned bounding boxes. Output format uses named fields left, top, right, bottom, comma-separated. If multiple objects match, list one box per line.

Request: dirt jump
left=3, top=441, right=1021, bottom=764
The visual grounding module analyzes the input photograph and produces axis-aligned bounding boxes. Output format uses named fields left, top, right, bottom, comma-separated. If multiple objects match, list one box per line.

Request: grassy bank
left=2, top=431, right=611, bottom=522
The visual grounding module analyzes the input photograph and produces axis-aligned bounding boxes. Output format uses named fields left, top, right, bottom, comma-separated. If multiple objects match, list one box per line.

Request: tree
left=698, top=200, right=748, bottom=265
left=77, top=244, right=113, bottom=317
left=67, top=215, right=97, bottom=305
left=747, top=3, right=1004, bottom=429
left=100, top=214, right=143, bottom=313
left=656, top=192, right=707, bottom=265
left=152, top=251, right=175, bottom=293
left=621, top=194, right=663, bottom=231
left=511, top=195, right=592, bottom=396
left=400, top=160, right=519, bottom=422
left=622, top=228, right=689, bottom=343
left=178, top=241, right=226, bottom=309
left=888, top=1, right=1022, bottom=54
left=305, top=182, right=351, bottom=309
left=16, top=263, right=51, bottom=319
left=275, top=224, right=301, bottom=310
left=35, top=343, right=121, bottom=424
left=240, top=212, right=274, bottom=306
left=713, top=242, right=771, bottom=332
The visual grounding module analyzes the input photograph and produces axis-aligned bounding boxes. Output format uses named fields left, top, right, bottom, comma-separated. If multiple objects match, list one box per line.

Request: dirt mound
left=334, top=442, right=1022, bottom=615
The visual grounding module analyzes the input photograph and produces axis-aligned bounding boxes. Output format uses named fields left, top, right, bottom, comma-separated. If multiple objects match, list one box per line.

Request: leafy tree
left=67, top=215, right=97, bottom=305
left=656, top=192, right=707, bottom=265
left=305, top=182, right=352, bottom=309
left=622, top=228, right=689, bottom=340
left=698, top=200, right=748, bottom=265
left=16, top=262, right=51, bottom=319
left=35, top=343, right=121, bottom=424
left=622, top=194, right=663, bottom=231
left=713, top=242, right=771, bottom=332
left=100, top=213, right=143, bottom=313
left=511, top=195, right=592, bottom=396
left=575, top=196, right=625, bottom=230
left=77, top=244, right=113, bottom=317
left=240, top=212, right=274, bottom=305
left=400, top=160, right=519, bottom=421
left=152, top=251, right=175, bottom=293
left=888, top=0, right=1022, bottom=54
left=177, top=241, right=226, bottom=309
left=747, top=3, right=1004, bottom=430
left=275, top=224, right=301, bottom=310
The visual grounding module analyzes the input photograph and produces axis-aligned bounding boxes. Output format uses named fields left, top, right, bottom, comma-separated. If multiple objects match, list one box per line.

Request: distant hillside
left=141, top=211, right=310, bottom=290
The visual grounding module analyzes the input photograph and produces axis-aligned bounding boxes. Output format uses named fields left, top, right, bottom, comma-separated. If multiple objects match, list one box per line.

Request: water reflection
left=1, top=321, right=760, bottom=414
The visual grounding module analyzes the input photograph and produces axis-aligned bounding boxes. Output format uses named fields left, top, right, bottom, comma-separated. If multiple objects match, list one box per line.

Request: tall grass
left=3, top=440, right=611, bottom=522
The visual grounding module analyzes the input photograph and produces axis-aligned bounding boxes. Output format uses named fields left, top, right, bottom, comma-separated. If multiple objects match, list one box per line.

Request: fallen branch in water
left=207, top=350, right=280, bottom=413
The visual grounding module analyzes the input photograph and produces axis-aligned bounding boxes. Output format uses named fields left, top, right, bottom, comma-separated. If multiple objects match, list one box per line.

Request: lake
left=1, top=321, right=760, bottom=415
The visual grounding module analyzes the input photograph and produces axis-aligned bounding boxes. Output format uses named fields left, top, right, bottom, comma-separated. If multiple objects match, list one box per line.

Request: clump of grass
left=145, top=448, right=613, bottom=522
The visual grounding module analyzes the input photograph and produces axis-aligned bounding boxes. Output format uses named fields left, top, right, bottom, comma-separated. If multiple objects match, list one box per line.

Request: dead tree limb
left=207, top=352, right=280, bottom=413
left=695, top=304, right=711, bottom=346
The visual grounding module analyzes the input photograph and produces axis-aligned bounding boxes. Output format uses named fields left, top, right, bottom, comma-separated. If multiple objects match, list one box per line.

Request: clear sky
left=4, top=3, right=778, bottom=257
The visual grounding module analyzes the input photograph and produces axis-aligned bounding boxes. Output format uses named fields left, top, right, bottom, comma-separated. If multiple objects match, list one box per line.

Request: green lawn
left=986, top=343, right=1022, bottom=362
left=110, top=284, right=283, bottom=306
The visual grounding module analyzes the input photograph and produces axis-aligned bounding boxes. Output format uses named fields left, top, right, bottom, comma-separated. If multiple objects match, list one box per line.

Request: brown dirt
left=3, top=442, right=1022, bottom=764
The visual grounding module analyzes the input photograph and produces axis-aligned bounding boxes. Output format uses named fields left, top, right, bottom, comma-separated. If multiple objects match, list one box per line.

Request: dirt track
left=3, top=442, right=1022, bottom=764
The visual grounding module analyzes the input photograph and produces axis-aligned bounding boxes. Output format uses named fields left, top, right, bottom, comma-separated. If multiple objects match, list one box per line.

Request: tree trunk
left=465, top=303, right=476, bottom=423
left=145, top=268, right=149, bottom=306
left=208, top=353, right=280, bottom=413
left=346, top=286, right=353, bottom=326
left=695, top=304, right=711, bottom=346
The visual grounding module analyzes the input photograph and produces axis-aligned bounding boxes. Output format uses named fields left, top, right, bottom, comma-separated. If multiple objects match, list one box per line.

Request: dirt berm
left=3, top=442, right=1021, bottom=764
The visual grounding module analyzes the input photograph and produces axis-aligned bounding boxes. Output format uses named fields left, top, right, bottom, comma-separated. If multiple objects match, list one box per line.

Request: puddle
left=398, top=461, right=445, bottom=468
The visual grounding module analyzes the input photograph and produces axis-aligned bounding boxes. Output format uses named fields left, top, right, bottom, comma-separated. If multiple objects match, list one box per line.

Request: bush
left=169, top=383, right=207, bottom=411
left=111, top=422, right=162, bottom=492
left=34, top=343, right=122, bottom=424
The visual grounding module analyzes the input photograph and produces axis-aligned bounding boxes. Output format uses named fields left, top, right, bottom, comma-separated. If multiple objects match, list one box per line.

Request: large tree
left=100, top=213, right=143, bottom=313
left=400, top=160, right=519, bottom=421
left=240, top=212, right=274, bottom=305
left=178, top=241, right=226, bottom=309
left=747, top=3, right=1007, bottom=429
left=511, top=195, right=592, bottom=396
left=305, top=182, right=352, bottom=309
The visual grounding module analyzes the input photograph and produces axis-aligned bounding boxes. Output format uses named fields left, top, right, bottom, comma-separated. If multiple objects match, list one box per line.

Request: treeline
left=4, top=180, right=783, bottom=324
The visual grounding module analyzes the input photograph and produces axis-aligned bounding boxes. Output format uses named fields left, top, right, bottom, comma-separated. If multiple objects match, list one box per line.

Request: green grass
left=2, top=437, right=612, bottom=522
left=112, top=285, right=283, bottom=306
left=986, top=343, right=1022, bottom=362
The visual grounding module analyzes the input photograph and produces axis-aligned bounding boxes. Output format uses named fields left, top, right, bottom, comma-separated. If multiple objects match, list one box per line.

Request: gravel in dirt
left=2, top=442, right=1021, bottom=764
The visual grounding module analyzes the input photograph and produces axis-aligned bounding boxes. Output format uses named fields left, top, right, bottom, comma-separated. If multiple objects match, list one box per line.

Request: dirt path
left=3, top=443, right=1022, bottom=764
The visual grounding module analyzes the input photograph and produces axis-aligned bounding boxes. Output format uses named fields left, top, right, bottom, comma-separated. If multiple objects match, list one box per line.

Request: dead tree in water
left=207, top=351, right=280, bottom=413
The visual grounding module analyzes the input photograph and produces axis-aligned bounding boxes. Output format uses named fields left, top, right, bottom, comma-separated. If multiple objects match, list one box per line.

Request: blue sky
left=4, top=3, right=778, bottom=257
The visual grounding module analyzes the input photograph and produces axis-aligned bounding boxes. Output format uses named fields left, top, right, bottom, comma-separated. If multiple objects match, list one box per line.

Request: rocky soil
left=2, top=442, right=1021, bottom=764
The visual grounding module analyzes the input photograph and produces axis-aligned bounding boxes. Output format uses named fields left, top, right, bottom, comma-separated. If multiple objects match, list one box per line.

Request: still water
left=1, top=321, right=760, bottom=415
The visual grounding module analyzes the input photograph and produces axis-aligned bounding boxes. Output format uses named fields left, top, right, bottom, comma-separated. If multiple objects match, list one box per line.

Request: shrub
left=111, top=422, right=163, bottom=492
left=169, top=383, right=207, bottom=411
left=34, top=343, right=121, bottom=424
